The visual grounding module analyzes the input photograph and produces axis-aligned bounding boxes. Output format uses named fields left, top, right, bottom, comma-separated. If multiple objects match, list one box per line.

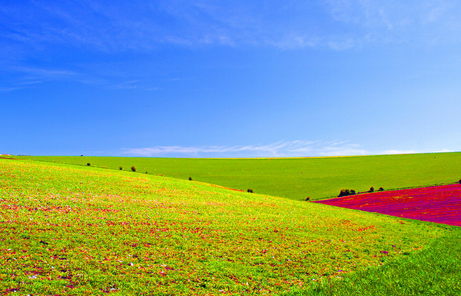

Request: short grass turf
left=21, top=152, right=461, bottom=200
left=286, top=229, right=461, bottom=295
left=1, top=159, right=459, bottom=295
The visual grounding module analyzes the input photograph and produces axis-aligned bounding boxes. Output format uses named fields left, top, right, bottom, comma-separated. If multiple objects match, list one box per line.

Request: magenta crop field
left=316, top=184, right=461, bottom=227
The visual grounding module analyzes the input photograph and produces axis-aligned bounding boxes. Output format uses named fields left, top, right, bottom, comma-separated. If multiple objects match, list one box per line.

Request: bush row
left=338, top=187, right=384, bottom=197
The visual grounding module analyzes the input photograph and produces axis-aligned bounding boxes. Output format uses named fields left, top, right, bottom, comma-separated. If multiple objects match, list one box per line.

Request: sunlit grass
left=1, top=159, right=458, bottom=295
left=21, top=152, right=461, bottom=200
left=286, top=229, right=461, bottom=295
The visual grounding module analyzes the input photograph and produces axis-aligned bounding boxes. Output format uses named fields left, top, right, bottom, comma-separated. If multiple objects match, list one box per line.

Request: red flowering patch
left=316, top=184, right=461, bottom=226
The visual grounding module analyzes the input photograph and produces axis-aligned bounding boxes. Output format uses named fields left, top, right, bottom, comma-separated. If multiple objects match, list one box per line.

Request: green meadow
left=22, top=152, right=461, bottom=200
left=1, top=158, right=460, bottom=295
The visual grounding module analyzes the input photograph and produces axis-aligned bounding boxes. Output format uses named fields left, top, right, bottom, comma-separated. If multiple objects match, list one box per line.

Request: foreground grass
left=287, top=230, right=461, bottom=295
left=1, top=159, right=458, bottom=295
left=21, top=152, right=461, bottom=200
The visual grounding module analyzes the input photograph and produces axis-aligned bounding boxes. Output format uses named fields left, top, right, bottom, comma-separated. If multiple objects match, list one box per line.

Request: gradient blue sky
left=2, top=0, right=461, bottom=157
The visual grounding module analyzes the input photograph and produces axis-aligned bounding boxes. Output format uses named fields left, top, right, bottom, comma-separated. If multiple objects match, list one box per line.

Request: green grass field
left=21, top=152, right=461, bottom=200
left=1, top=158, right=460, bottom=295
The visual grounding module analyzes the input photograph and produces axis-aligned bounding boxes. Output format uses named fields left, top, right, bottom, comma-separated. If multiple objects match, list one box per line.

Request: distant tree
left=87, top=163, right=91, bottom=166
left=338, top=189, right=356, bottom=197
left=189, top=177, right=192, bottom=181
left=305, top=197, right=310, bottom=201
left=338, top=189, right=350, bottom=197
left=369, top=187, right=374, bottom=192
left=131, top=166, right=136, bottom=172
left=247, top=189, right=253, bottom=193
left=378, top=187, right=384, bottom=191
left=119, top=167, right=123, bottom=170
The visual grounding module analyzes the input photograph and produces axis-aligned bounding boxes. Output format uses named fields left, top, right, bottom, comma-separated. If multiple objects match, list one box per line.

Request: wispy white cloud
left=111, top=80, right=139, bottom=90
left=0, top=86, right=20, bottom=92
left=323, top=0, right=461, bottom=45
left=316, top=142, right=368, bottom=156
left=13, top=66, right=78, bottom=79
left=1, top=65, right=153, bottom=91
left=382, top=148, right=453, bottom=155
left=119, top=142, right=455, bottom=158
left=381, top=149, right=420, bottom=155
left=3, top=0, right=460, bottom=54
left=0, top=66, right=86, bottom=91
left=119, top=140, right=369, bottom=157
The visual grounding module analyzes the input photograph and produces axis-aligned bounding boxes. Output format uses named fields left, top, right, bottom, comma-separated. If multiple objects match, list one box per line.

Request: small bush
left=119, top=167, right=123, bottom=170
left=369, top=187, right=374, bottom=192
left=305, top=197, right=310, bottom=201
left=378, top=187, right=384, bottom=191
left=87, top=163, right=90, bottom=166
left=247, top=189, right=253, bottom=193
left=338, top=189, right=356, bottom=197
left=338, top=189, right=350, bottom=197
left=189, top=177, right=192, bottom=181
left=131, top=166, right=136, bottom=172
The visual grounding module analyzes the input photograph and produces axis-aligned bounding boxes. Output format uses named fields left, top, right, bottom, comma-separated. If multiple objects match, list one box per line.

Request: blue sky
left=1, top=0, right=461, bottom=157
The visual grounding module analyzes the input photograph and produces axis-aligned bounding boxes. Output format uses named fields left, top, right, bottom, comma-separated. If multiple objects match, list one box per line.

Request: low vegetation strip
left=0, top=159, right=455, bottom=295
left=286, top=230, right=461, bottom=295
left=21, top=152, right=461, bottom=200
left=315, top=184, right=461, bottom=227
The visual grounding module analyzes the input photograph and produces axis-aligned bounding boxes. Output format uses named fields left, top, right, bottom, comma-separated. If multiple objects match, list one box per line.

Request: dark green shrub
left=369, top=187, right=374, bottom=192
left=247, top=189, right=253, bottom=193
left=338, top=189, right=356, bottom=197
left=338, top=189, right=350, bottom=197
left=378, top=187, right=384, bottom=191
left=189, top=177, right=192, bottom=181
left=131, top=166, right=136, bottom=172
left=87, top=163, right=90, bottom=166
left=305, top=197, right=310, bottom=201
left=119, top=167, right=123, bottom=170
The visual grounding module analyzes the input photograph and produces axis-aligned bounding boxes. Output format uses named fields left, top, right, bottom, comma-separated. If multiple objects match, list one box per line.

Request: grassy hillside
left=21, top=152, right=461, bottom=200
left=1, top=158, right=459, bottom=295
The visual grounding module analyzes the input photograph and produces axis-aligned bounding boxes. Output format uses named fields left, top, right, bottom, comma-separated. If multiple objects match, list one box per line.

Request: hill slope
left=22, top=152, right=461, bottom=200
left=1, top=158, right=459, bottom=295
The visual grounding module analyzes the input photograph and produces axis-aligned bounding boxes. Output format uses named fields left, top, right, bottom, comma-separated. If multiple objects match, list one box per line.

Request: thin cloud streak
left=13, top=66, right=78, bottom=79
left=323, top=0, right=461, bottom=46
left=2, top=65, right=150, bottom=91
left=120, top=142, right=454, bottom=158
left=0, top=87, right=20, bottom=92
left=382, top=149, right=453, bottom=155
left=0, top=66, right=87, bottom=91
left=119, top=140, right=369, bottom=157
left=382, top=149, right=420, bottom=155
